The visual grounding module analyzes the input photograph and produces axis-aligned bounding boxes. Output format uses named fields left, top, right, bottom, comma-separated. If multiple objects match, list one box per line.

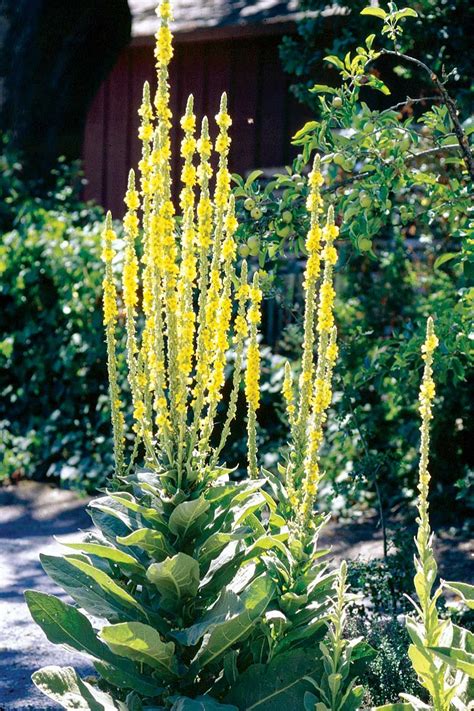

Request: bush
left=0, top=157, right=117, bottom=489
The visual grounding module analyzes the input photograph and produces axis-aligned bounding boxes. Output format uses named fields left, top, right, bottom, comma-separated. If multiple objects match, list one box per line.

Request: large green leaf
left=32, top=666, right=126, bottom=710
left=25, top=590, right=110, bottom=659
left=89, top=502, right=132, bottom=543
left=444, top=581, right=474, bottom=609
left=24, top=589, right=166, bottom=697
left=225, top=649, right=323, bottom=710
left=100, top=621, right=178, bottom=680
left=171, top=697, right=238, bottom=710
left=147, top=553, right=200, bottom=607
left=168, top=496, right=210, bottom=539
left=109, top=493, right=166, bottom=528
left=40, top=554, right=147, bottom=622
left=93, top=661, right=164, bottom=698
left=190, top=574, right=274, bottom=672
left=60, top=542, right=145, bottom=575
left=429, top=645, right=474, bottom=677
left=117, top=528, right=176, bottom=561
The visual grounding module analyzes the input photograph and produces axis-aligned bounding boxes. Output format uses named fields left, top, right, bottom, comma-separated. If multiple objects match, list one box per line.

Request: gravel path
left=0, top=481, right=471, bottom=710
left=0, top=483, right=93, bottom=710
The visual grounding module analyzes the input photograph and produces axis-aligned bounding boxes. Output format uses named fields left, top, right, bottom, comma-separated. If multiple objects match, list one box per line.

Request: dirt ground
left=0, top=481, right=472, bottom=710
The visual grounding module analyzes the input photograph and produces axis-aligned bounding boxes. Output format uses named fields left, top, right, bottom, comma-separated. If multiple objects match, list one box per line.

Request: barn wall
left=82, top=34, right=312, bottom=216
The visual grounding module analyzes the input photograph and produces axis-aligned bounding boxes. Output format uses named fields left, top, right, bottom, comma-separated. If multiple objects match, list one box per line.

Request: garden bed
left=1, top=481, right=471, bottom=709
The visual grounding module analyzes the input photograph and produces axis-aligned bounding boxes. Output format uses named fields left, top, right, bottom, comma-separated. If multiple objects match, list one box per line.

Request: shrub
left=0, top=188, right=117, bottom=489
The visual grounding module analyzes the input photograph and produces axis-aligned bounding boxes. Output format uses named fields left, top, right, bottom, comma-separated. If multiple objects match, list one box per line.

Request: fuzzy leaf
left=173, top=590, right=244, bottom=647
left=25, top=590, right=110, bottom=659
left=117, top=528, right=176, bottom=561
left=32, top=666, right=126, bottom=710
left=429, top=645, right=474, bottom=677
left=60, top=542, right=145, bottom=575
left=100, top=621, right=179, bottom=680
left=190, top=574, right=274, bottom=672
left=225, top=649, right=323, bottom=709
left=168, top=497, right=210, bottom=539
left=444, top=581, right=474, bottom=609
left=40, top=554, right=147, bottom=622
left=147, top=553, right=200, bottom=606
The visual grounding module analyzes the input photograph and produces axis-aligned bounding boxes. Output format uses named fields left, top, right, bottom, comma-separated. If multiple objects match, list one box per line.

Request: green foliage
left=279, top=0, right=473, bottom=114
left=233, top=2, right=473, bottom=512
left=348, top=617, right=423, bottom=706
left=26, top=465, right=368, bottom=708
left=0, top=146, right=116, bottom=489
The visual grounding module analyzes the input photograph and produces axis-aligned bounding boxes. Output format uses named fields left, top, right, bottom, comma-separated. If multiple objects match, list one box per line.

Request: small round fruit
left=282, top=210, right=293, bottom=224
left=247, top=236, right=260, bottom=250
left=359, top=237, right=372, bottom=252
left=332, top=96, right=343, bottom=108
left=359, top=192, right=371, bottom=208
left=251, top=207, right=263, bottom=219
left=238, top=244, right=250, bottom=258
left=276, top=225, right=291, bottom=238
left=244, top=198, right=255, bottom=211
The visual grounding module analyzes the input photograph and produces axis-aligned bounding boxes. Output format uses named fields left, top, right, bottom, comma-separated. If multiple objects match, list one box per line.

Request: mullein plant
left=24, top=2, right=364, bottom=709
left=379, top=319, right=473, bottom=711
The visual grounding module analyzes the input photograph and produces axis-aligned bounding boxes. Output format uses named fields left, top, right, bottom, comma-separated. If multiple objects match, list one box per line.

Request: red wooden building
left=82, top=0, right=340, bottom=216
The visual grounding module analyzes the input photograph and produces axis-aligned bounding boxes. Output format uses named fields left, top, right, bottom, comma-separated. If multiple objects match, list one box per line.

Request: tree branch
left=379, top=49, right=474, bottom=181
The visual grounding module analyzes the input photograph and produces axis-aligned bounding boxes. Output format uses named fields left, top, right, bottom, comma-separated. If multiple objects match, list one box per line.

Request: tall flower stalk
left=402, top=317, right=460, bottom=710
left=282, top=156, right=340, bottom=539
left=100, top=0, right=259, bottom=490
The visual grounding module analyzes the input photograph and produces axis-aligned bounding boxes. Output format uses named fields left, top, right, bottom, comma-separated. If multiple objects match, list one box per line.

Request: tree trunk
left=0, top=0, right=131, bottom=178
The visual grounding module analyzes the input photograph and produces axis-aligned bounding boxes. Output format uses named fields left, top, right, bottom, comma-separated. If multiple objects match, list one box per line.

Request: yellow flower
left=245, top=342, right=260, bottom=411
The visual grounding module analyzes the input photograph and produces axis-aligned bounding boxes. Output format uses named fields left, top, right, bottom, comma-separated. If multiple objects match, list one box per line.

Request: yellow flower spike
left=197, top=196, right=237, bottom=461
left=211, top=260, right=249, bottom=466
left=101, top=212, right=125, bottom=477
left=407, top=319, right=456, bottom=707
left=245, top=271, right=262, bottom=479
left=283, top=361, right=296, bottom=426
left=296, top=155, right=324, bottom=437
left=212, top=94, right=232, bottom=257
left=123, top=170, right=150, bottom=446
left=298, top=203, right=339, bottom=530
left=417, top=317, right=438, bottom=530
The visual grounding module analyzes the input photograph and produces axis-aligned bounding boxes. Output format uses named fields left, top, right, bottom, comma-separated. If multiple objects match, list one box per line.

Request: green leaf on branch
left=168, top=496, right=210, bottom=539
left=429, top=645, right=474, bottom=677
left=444, top=581, right=474, bottom=608
left=59, top=542, right=145, bottom=575
left=25, top=590, right=110, bottom=659
left=360, top=7, right=387, bottom=20
left=310, top=85, right=337, bottom=95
